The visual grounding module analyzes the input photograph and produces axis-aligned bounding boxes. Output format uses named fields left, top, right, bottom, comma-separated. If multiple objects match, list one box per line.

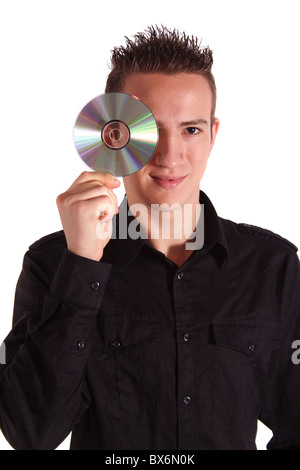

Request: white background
left=0, top=0, right=299, bottom=450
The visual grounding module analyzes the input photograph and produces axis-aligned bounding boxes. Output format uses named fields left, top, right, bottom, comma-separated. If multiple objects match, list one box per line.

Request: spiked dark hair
left=105, top=25, right=217, bottom=124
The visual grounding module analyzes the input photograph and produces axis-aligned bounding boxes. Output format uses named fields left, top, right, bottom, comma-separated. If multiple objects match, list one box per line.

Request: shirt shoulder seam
left=237, top=223, right=298, bottom=253
left=29, top=230, right=66, bottom=251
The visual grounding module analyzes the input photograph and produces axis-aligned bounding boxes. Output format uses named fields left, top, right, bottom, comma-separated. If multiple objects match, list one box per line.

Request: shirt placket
left=173, top=268, right=197, bottom=449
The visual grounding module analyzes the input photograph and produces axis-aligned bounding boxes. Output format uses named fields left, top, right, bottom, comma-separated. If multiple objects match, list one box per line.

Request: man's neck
left=149, top=238, right=194, bottom=267
left=129, top=201, right=202, bottom=267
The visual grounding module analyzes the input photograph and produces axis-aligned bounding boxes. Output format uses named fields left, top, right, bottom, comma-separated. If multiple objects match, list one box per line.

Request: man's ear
left=210, top=117, right=220, bottom=149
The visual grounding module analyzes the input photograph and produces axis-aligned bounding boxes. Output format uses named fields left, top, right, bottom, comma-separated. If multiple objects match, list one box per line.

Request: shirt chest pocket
left=91, top=315, right=161, bottom=412
left=211, top=321, right=280, bottom=419
left=95, top=315, right=160, bottom=352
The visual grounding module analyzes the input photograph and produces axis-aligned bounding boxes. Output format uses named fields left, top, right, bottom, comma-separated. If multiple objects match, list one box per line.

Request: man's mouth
left=150, top=175, right=186, bottom=189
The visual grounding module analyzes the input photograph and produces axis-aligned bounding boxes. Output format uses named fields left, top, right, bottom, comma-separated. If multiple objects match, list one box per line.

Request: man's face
left=121, top=72, right=219, bottom=209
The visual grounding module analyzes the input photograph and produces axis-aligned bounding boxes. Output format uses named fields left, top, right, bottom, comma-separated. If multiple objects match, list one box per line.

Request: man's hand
left=56, top=171, right=121, bottom=261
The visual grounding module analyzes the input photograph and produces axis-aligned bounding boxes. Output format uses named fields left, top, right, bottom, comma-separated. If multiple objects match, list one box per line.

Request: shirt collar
left=198, top=191, right=228, bottom=269
left=102, top=191, right=228, bottom=269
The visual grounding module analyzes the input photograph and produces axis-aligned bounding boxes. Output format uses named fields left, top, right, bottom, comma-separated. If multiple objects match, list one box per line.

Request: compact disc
left=73, top=93, right=158, bottom=176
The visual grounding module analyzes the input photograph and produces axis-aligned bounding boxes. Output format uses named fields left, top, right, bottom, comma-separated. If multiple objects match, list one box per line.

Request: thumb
left=99, top=173, right=121, bottom=189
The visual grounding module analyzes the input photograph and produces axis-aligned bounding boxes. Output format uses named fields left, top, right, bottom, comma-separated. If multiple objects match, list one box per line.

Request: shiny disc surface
left=73, top=93, right=158, bottom=176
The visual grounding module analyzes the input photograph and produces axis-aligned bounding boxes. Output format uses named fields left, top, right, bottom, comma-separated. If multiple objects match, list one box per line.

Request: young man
left=0, top=26, right=299, bottom=450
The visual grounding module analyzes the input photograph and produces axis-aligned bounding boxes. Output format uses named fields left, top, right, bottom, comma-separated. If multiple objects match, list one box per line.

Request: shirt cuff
left=49, top=249, right=112, bottom=310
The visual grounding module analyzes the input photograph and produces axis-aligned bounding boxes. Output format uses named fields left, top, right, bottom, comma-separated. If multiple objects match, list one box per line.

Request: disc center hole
left=102, top=120, right=130, bottom=150
left=110, top=128, right=122, bottom=142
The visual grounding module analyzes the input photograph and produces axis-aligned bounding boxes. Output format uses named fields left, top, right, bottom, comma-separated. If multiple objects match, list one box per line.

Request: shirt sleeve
left=259, top=250, right=300, bottom=449
left=0, top=246, right=111, bottom=450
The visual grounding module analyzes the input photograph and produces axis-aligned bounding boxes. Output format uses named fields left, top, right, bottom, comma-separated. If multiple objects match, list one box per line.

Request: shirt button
left=177, top=272, right=184, bottom=280
left=112, top=340, right=121, bottom=349
left=77, top=341, right=86, bottom=350
left=183, top=333, right=190, bottom=342
left=183, top=396, right=191, bottom=405
left=90, top=281, right=100, bottom=290
left=248, top=344, right=256, bottom=352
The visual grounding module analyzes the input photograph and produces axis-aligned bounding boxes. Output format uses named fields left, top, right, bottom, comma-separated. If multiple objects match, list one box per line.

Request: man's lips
left=150, top=175, right=187, bottom=189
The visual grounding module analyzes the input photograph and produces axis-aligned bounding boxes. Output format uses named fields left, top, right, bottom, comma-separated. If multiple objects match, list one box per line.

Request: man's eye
left=185, top=127, right=200, bottom=135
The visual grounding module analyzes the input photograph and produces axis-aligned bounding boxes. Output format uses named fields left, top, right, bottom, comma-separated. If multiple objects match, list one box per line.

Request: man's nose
left=152, top=129, right=184, bottom=168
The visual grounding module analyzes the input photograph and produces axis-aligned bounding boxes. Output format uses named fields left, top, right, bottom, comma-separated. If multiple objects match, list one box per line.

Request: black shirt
left=0, top=191, right=300, bottom=450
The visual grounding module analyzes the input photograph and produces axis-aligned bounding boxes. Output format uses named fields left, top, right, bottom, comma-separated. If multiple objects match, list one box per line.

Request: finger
left=73, top=171, right=121, bottom=189
left=94, top=191, right=119, bottom=216
left=61, top=182, right=119, bottom=213
left=96, top=199, right=116, bottom=223
left=96, top=216, right=113, bottom=241
left=85, top=185, right=119, bottom=214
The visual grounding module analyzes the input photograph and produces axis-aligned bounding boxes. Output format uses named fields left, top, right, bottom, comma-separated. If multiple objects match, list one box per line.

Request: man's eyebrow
left=180, top=119, right=208, bottom=127
left=156, top=119, right=209, bottom=127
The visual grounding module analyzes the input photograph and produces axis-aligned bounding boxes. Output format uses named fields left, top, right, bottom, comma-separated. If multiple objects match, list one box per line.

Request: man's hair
left=105, top=25, right=217, bottom=125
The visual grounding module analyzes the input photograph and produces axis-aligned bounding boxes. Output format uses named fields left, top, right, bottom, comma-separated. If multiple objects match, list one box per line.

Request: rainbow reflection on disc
left=73, top=93, right=158, bottom=176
